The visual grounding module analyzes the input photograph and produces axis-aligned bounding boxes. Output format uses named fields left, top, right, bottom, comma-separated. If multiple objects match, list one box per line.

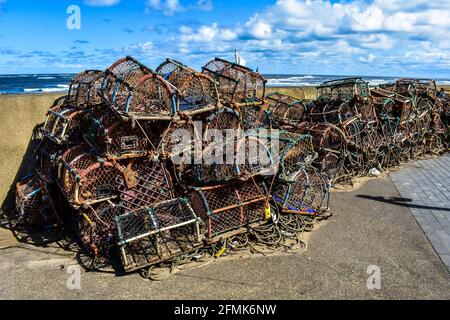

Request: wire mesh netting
left=77, top=202, right=125, bottom=257
left=84, top=111, right=155, bottom=160
left=35, top=138, right=64, bottom=183
left=187, top=180, right=269, bottom=238
left=115, top=198, right=201, bottom=272
left=272, top=168, right=328, bottom=215
left=66, top=70, right=104, bottom=108
left=202, top=58, right=266, bottom=107
left=156, top=58, right=220, bottom=114
left=266, top=92, right=309, bottom=128
left=317, top=78, right=369, bottom=101
left=58, top=146, right=119, bottom=206
left=100, top=56, right=177, bottom=119
left=116, top=159, right=175, bottom=213
left=15, top=174, right=55, bottom=226
left=42, top=108, right=86, bottom=145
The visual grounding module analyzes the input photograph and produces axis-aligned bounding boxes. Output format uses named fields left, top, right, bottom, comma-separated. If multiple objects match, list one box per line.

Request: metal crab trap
left=115, top=198, right=202, bottom=273
left=187, top=180, right=271, bottom=241
left=265, top=92, right=308, bottom=128
left=35, top=137, right=64, bottom=183
left=246, top=130, right=316, bottom=180
left=370, top=87, right=414, bottom=124
left=66, top=70, right=104, bottom=108
left=15, top=174, right=58, bottom=226
left=272, top=168, right=329, bottom=216
left=58, top=145, right=120, bottom=207
left=202, top=58, right=266, bottom=107
left=317, top=78, right=369, bottom=101
left=84, top=110, right=156, bottom=160
left=100, top=56, right=177, bottom=120
left=294, top=122, right=347, bottom=179
left=156, top=58, right=221, bottom=114
left=194, top=133, right=276, bottom=184
left=41, top=107, right=87, bottom=145
left=76, top=201, right=126, bottom=258
left=115, top=158, right=175, bottom=213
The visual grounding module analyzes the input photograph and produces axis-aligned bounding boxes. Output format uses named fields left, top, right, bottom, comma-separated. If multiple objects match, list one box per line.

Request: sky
left=0, top=0, right=449, bottom=77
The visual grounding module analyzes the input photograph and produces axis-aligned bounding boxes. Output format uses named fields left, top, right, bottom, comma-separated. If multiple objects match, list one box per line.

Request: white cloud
left=359, top=54, right=376, bottom=63
left=147, top=0, right=184, bottom=16
left=84, top=0, right=120, bottom=6
left=179, top=23, right=239, bottom=43
left=246, top=15, right=273, bottom=39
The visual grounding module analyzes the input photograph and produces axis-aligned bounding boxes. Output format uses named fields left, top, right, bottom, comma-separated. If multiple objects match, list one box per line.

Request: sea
left=1, top=73, right=450, bottom=94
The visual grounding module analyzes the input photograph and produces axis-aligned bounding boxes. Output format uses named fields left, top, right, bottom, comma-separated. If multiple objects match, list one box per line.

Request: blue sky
left=0, top=0, right=449, bottom=77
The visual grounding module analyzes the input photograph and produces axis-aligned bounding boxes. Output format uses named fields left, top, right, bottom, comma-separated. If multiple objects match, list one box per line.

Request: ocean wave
left=37, top=76, right=56, bottom=80
left=23, top=86, right=69, bottom=93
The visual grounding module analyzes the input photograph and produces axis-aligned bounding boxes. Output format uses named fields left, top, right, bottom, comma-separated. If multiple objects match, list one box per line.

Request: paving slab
left=390, top=154, right=450, bottom=272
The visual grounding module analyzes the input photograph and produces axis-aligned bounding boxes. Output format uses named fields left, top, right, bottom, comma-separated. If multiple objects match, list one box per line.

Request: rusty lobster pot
left=42, top=107, right=87, bottom=145
left=84, top=111, right=155, bottom=160
left=202, top=58, right=266, bottom=108
left=115, top=198, right=202, bottom=272
left=15, top=174, right=56, bottom=226
left=115, top=158, right=175, bottom=213
left=58, top=145, right=120, bottom=207
left=156, top=58, right=220, bottom=115
left=66, top=70, right=104, bottom=108
left=187, top=180, right=270, bottom=240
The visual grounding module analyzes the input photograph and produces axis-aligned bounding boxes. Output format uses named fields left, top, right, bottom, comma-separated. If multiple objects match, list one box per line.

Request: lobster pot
left=370, top=87, right=413, bottom=123
left=194, top=135, right=274, bottom=184
left=35, top=138, right=63, bottom=183
left=42, top=107, right=86, bottom=145
left=58, top=147, right=119, bottom=206
left=15, top=175, right=54, bottom=226
left=297, top=122, right=345, bottom=154
left=416, top=111, right=432, bottom=143
left=116, top=159, right=175, bottom=213
left=115, top=198, right=202, bottom=272
left=203, top=107, right=242, bottom=152
left=266, top=92, right=307, bottom=127
left=202, top=58, right=266, bottom=107
left=156, top=59, right=220, bottom=114
left=248, top=130, right=315, bottom=179
left=342, top=117, right=364, bottom=149
left=317, top=78, right=369, bottom=101
left=77, top=202, right=125, bottom=257
left=187, top=181, right=269, bottom=239
left=393, top=79, right=437, bottom=98
left=66, top=70, right=104, bottom=108
left=85, top=112, right=153, bottom=160
left=101, top=56, right=177, bottom=120
left=273, top=169, right=328, bottom=215
left=192, top=108, right=245, bottom=183
left=240, top=104, right=265, bottom=131
left=357, top=98, right=378, bottom=122
left=431, top=112, right=445, bottom=134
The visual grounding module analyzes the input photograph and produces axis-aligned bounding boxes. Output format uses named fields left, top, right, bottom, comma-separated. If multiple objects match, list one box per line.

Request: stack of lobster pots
left=16, top=56, right=329, bottom=273
left=15, top=55, right=448, bottom=274
left=266, top=78, right=449, bottom=184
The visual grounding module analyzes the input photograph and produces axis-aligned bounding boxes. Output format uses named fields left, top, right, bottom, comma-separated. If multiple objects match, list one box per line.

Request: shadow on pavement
left=356, top=195, right=450, bottom=212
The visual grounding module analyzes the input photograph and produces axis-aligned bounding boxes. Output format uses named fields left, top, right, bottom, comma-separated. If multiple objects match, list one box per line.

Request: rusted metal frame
left=116, top=200, right=201, bottom=245
left=58, top=157, right=117, bottom=207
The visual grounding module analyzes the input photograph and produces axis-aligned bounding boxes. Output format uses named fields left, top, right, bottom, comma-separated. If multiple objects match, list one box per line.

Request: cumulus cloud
left=147, top=0, right=184, bottom=16
left=164, top=0, right=450, bottom=77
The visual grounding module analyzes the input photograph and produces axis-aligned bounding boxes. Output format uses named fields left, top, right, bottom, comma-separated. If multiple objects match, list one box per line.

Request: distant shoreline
left=0, top=84, right=449, bottom=101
